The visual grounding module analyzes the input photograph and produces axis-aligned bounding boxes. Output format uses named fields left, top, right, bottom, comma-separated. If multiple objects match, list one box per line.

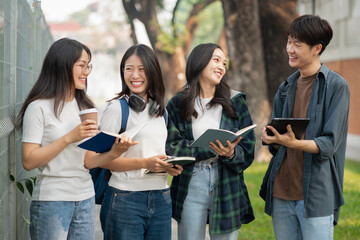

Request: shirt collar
left=285, top=63, right=330, bottom=85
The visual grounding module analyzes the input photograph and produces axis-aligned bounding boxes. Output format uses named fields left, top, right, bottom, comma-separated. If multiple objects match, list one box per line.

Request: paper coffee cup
left=79, top=108, right=98, bottom=124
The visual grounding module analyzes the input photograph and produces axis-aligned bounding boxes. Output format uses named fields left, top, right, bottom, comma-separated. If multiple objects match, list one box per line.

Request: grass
left=168, top=159, right=360, bottom=239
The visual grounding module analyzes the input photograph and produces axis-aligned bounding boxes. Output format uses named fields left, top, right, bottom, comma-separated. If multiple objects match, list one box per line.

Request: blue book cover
left=78, top=122, right=146, bottom=153
left=78, top=131, right=119, bottom=153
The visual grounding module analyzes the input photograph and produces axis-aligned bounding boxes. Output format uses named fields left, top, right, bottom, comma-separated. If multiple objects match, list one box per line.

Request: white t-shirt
left=192, top=97, right=223, bottom=140
left=100, top=99, right=168, bottom=191
left=22, top=99, right=94, bottom=201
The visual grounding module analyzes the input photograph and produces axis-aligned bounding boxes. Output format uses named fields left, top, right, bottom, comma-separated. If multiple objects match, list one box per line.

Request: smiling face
left=73, top=49, right=91, bottom=90
left=286, top=36, right=321, bottom=72
left=123, top=54, right=149, bottom=100
left=199, top=48, right=227, bottom=89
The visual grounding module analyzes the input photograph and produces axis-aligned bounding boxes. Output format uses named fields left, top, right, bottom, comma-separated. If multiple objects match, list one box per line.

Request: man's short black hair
left=287, top=15, right=333, bottom=55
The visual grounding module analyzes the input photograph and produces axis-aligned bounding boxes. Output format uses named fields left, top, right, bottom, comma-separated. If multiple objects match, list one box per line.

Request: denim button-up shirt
left=260, top=64, right=350, bottom=224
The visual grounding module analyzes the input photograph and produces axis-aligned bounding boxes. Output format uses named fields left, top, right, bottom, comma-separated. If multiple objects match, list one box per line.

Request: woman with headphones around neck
left=85, top=44, right=182, bottom=240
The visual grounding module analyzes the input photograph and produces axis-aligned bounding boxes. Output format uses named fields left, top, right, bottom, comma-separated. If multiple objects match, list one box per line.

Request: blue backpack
left=89, top=98, right=167, bottom=204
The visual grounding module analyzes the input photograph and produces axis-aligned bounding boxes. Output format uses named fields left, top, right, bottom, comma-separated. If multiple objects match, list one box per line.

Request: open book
left=145, top=156, right=195, bottom=174
left=78, top=123, right=146, bottom=153
left=190, top=124, right=257, bottom=152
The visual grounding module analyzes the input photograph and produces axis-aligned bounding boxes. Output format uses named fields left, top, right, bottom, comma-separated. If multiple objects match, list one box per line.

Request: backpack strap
left=91, top=98, right=130, bottom=205
left=120, top=97, right=167, bottom=130
left=119, top=98, right=129, bottom=134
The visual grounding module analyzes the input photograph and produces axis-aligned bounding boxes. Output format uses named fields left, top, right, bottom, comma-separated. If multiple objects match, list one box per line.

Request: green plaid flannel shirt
left=166, top=91, right=255, bottom=234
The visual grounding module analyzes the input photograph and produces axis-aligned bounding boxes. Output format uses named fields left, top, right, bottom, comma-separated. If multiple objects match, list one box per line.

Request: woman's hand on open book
left=209, top=136, right=242, bottom=159
left=109, top=134, right=138, bottom=158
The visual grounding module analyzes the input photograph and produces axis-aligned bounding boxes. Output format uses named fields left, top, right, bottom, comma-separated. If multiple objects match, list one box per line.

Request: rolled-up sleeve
left=313, top=80, right=350, bottom=161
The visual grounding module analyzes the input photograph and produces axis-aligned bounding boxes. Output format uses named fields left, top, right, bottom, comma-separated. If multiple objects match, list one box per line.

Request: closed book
left=145, top=156, right=196, bottom=174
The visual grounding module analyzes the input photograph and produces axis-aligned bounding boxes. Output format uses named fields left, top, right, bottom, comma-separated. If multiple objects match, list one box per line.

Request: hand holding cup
left=79, top=108, right=98, bottom=126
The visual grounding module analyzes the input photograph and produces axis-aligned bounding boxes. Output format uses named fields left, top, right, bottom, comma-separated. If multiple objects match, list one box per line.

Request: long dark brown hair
left=111, top=44, right=165, bottom=117
left=17, top=38, right=94, bottom=128
left=180, top=43, right=236, bottom=121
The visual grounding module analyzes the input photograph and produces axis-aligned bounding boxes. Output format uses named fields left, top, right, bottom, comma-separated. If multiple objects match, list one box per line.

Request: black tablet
left=266, top=118, right=310, bottom=139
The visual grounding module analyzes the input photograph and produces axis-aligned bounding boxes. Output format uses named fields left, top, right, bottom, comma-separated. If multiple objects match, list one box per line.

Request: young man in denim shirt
left=260, top=15, right=350, bottom=240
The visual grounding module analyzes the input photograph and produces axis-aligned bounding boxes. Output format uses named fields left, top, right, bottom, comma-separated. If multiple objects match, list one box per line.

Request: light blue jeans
left=178, top=160, right=239, bottom=240
left=29, top=196, right=95, bottom=240
left=272, top=197, right=334, bottom=240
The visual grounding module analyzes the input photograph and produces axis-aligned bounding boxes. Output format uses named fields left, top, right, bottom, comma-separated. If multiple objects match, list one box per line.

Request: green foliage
left=157, top=30, right=177, bottom=54
left=157, top=0, right=165, bottom=9
left=16, top=182, right=25, bottom=194
left=172, top=0, right=197, bottom=41
left=22, top=215, right=31, bottom=226
left=191, top=1, right=223, bottom=48
left=156, top=0, right=223, bottom=53
left=10, top=174, right=36, bottom=197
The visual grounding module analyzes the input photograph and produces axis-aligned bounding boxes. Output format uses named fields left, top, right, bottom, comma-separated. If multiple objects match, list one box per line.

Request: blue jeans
left=272, top=197, right=334, bottom=240
left=29, top=196, right=95, bottom=240
left=100, top=186, right=172, bottom=240
left=178, top=160, right=239, bottom=240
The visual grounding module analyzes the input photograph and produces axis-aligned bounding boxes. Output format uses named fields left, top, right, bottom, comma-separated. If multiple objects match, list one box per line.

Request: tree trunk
left=122, top=0, right=218, bottom=101
left=155, top=48, right=186, bottom=101
left=221, top=0, right=271, bottom=161
left=122, top=0, right=186, bottom=99
left=258, top=0, right=298, bottom=106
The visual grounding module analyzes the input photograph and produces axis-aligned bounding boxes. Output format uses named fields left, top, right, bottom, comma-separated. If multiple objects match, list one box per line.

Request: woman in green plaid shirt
left=166, top=43, right=256, bottom=239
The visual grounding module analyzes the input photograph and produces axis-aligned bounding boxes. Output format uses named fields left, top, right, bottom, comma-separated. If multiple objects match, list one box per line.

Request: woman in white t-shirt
left=166, top=43, right=256, bottom=240
left=17, top=38, right=134, bottom=240
left=85, top=44, right=182, bottom=240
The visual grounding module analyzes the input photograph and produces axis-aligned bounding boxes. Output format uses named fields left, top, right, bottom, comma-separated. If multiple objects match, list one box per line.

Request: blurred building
left=47, top=1, right=132, bottom=111
left=298, top=0, right=360, bottom=161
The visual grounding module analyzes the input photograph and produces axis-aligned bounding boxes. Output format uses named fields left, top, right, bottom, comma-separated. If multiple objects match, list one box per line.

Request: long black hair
left=111, top=44, right=165, bottom=117
left=180, top=43, right=236, bottom=121
left=17, top=38, right=94, bottom=127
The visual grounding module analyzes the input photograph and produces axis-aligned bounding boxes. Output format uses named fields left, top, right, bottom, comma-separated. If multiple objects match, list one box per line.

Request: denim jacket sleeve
left=313, top=75, right=350, bottom=161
